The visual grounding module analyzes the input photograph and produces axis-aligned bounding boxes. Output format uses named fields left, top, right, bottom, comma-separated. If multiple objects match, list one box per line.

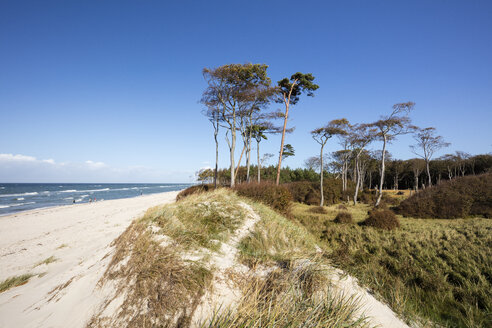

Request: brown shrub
left=234, top=182, right=292, bottom=215
left=333, top=212, right=353, bottom=224
left=362, top=209, right=400, bottom=230
left=397, top=173, right=492, bottom=219
left=337, top=204, right=348, bottom=210
left=308, top=206, right=327, bottom=214
left=176, top=184, right=213, bottom=201
left=285, top=179, right=345, bottom=206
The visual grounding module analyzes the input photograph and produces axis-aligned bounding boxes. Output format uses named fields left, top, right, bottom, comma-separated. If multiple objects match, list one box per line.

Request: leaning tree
left=372, top=102, right=415, bottom=206
left=410, top=127, right=450, bottom=187
left=275, top=73, right=319, bottom=185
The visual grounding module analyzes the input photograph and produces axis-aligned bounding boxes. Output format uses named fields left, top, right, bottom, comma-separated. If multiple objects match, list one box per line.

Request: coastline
left=0, top=190, right=180, bottom=328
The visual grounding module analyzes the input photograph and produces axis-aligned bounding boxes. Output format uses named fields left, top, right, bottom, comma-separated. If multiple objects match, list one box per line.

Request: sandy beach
left=0, top=191, right=179, bottom=328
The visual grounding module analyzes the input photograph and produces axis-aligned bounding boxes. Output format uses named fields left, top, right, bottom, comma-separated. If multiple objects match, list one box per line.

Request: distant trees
left=372, top=102, right=414, bottom=206
left=349, top=124, right=377, bottom=205
left=311, top=119, right=348, bottom=206
left=410, top=127, right=450, bottom=187
left=275, top=73, right=319, bottom=185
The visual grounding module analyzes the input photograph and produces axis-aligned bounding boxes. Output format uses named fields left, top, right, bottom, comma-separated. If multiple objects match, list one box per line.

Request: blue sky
left=1, top=0, right=491, bottom=182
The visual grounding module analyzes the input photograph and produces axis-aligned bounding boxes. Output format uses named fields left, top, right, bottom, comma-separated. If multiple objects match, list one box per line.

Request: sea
left=0, top=183, right=191, bottom=216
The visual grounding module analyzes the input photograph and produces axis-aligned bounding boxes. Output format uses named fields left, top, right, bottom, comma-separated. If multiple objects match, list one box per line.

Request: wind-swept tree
left=311, top=119, right=348, bottom=206
left=282, top=144, right=295, bottom=161
left=202, top=63, right=272, bottom=187
left=372, top=102, right=415, bottom=206
left=410, top=127, right=450, bottom=187
left=275, top=73, right=319, bottom=185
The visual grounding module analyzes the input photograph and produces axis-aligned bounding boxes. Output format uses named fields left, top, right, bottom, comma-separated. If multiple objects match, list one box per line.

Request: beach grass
left=33, top=256, right=58, bottom=268
left=0, top=274, right=34, bottom=293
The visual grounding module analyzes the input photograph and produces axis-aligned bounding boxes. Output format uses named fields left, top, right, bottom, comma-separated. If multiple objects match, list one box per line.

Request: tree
left=408, top=158, right=425, bottom=191
left=202, top=63, right=272, bottom=187
left=249, top=122, right=281, bottom=183
left=372, top=102, right=415, bottom=206
left=196, top=168, right=214, bottom=184
left=282, top=144, right=295, bottom=161
left=202, top=107, right=221, bottom=188
left=349, top=124, right=377, bottom=205
left=410, top=127, right=450, bottom=187
left=275, top=73, right=319, bottom=185
left=311, top=119, right=348, bottom=206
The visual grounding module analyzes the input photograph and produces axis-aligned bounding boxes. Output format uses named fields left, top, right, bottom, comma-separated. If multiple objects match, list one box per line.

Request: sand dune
left=0, top=191, right=179, bottom=328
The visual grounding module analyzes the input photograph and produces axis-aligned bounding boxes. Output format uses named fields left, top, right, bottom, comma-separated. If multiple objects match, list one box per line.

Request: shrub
left=337, top=204, right=347, bottom=210
left=334, top=212, right=353, bottom=224
left=362, top=209, right=400, bottom=230
left=285, top=179, right=345, bottom=206
left=308, top=206, right=327, bottom=214
left=397, top=173, right=492, bottom=219
left=176, top=184, right=213, bottom=201
left=285, top=181, right=318, bottom=204
left=234, top=182, right=292, bottom=214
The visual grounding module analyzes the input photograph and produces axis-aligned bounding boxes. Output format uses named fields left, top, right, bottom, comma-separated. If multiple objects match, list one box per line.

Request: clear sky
left=1, top=0, right=491, bottom=183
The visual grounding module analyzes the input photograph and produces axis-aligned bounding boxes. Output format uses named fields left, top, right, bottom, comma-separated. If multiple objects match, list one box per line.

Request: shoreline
left=0, top=190, right=180, bottom=328
left=0, top=188, right=186, bottom=218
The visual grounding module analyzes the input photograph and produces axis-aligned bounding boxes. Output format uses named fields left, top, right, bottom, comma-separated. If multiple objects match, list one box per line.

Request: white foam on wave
left=16, top=197, right=25, bottom=201
left=0, top=202, right=36, bottom=208
left=0, top=187, right=5, bottom=189
left=0, top=192, right=38, bottom=198
left=64, top=197, right=73, bottom=200
left=59, top=188, right=110, bottom=193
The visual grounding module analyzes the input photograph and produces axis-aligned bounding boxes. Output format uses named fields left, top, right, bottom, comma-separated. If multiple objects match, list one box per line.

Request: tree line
left=200, top=62, right=490, bottom=206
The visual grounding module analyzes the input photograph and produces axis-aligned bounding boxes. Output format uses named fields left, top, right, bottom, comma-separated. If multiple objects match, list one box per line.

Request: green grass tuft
left=0, top=274, right=34, bottom=293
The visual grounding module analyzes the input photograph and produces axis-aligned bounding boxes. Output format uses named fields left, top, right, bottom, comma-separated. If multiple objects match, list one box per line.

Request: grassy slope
left=292, top=202, right=492, bottom=328
left=89, top=189, right=369, bottom=328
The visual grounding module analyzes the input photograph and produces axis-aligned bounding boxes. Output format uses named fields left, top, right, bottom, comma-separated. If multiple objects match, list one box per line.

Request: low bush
left=359, top=190, right=400, bottom=206
left=362, top=209, right=400, bottom=230
left=337, top=204, right=348, bottom=210
left=334, top=212, right=353, bottom=224
left=176, top=184, right=214, bottom=201
left=397, top=173, right=492, bottom=219
left=234, top=182, right=292, bottom=215
left=285, top=179, right=345, bottom=206
left=308, top=206, right=327, bottom=214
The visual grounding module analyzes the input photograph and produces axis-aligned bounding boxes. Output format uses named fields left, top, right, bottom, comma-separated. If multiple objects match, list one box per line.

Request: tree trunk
left=276, top=101, right=289, bottom=185
left=235, top=144, right=246, bottom=181
left=426, top=159, right=431, bottom=187
left=353, top=155, right=360, bottom=205
left=214, top=129, right=218, bottom=189
left=375, top=136, right=387, bottom=206
left=257, top=140, right=261, bottom=183
left=229, top=131, right=236, bottom=188
left=320, top=144, right=324, bottom=207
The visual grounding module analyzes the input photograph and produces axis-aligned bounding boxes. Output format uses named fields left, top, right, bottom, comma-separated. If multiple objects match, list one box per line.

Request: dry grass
left=237, top=200, right=320, bottom=267
left=88, top=189, right=247, bottom=327
left=0, top=274, right=34, bottom=293
left=204, top=262, right=370, bottom=328
left=205, top=196, right=370, bottom=327
left=293, top=202, right=492, bottom=328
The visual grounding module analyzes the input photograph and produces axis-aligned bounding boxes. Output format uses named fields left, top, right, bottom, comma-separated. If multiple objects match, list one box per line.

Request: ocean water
left=0, top=183, right=190, bottom=216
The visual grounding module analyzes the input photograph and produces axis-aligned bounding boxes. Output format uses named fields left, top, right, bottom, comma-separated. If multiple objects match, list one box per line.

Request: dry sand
left=0, top=191, right=179, bottom=328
